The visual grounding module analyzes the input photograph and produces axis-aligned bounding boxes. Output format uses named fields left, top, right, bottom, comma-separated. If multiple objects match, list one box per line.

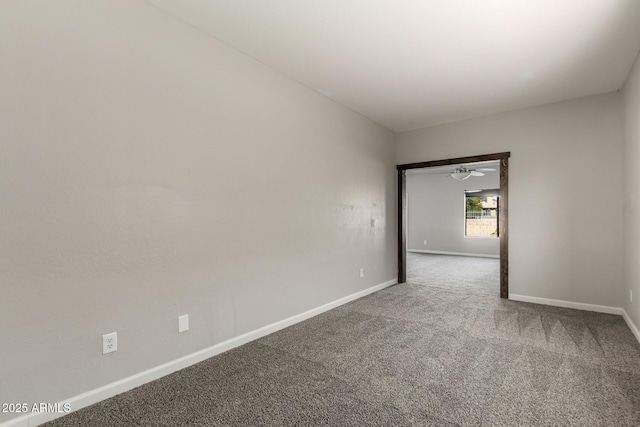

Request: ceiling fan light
left=451, top=172, right=471, bottom=181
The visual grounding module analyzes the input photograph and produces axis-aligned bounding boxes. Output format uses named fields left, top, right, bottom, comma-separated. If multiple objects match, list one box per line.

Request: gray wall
left=397, top=92, right=624, bottom=307
left=623, top=52, right=640, bottom=330
left=407, top=171, right=499, bottom=256
left=0, top=1, right=396, bottom=422
left=1, top=2, right=636, bottom=423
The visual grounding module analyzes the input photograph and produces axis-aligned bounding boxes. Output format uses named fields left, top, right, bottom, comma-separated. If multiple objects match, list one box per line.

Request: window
left=464, top=189, right=499, bottom=237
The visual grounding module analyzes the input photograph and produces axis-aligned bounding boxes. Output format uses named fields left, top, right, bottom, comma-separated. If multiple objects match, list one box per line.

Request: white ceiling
left=147, top=0, right=640, bottom=132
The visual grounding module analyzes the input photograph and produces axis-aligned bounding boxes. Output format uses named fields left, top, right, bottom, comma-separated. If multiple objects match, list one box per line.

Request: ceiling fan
left=447, top=166, right=496, bottom=181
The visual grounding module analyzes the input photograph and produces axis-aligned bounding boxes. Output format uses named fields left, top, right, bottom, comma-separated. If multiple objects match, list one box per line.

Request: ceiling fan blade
left=469, top=171, right=485, bottom=176
left=475, top=168, right=496, bottom=172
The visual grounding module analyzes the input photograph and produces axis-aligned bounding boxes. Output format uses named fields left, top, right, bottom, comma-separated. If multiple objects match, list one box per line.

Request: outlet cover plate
left=102, top=332, right=117, bottom=354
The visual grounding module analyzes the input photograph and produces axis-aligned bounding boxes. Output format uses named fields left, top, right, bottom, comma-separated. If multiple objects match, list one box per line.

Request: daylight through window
left=464, top=189, right=499, bottom=238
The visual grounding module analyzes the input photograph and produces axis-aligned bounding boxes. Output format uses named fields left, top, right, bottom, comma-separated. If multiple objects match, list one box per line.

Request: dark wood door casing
left=397, top=152, right=510, bottom=298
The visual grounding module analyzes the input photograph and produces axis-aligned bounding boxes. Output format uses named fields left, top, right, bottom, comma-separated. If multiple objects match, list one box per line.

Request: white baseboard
left=622, top=309, right=640, bottom=345
left=0, top=279, right=397, bottom=427
left=407, top=249, right=499, bottom=259
left=508, top=293, right=622, bottom=315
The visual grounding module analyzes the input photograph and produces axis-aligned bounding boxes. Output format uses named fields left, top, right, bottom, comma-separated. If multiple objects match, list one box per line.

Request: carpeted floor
left=45, top=253, right=640, bottom=426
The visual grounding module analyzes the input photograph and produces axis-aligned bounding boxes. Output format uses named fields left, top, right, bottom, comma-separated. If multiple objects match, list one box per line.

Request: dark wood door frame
left=397, top=152, right=510, bottom=298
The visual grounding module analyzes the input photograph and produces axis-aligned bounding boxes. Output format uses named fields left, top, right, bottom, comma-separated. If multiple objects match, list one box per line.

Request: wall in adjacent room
left=407, top=170, right=499, bottom=256
left=622, top=52, right=640, bottom=332
left=0, top=1, right=396, bottom=423
left=397, top=92, right=624, bottom=307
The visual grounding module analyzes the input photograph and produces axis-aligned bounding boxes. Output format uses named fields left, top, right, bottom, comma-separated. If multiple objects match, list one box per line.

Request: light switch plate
left=178, top=315, right=189, bottom=333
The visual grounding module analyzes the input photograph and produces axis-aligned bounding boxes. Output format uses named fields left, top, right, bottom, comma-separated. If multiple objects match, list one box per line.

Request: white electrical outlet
left=423, top=240, right=427, bottom=245
left=102, top=332, right=117, bottom=354
left=359, top=268, right=364, bottom=278
left=178, top=314, right=189, bottom=333
left=631, top=290, right=633, bottom=303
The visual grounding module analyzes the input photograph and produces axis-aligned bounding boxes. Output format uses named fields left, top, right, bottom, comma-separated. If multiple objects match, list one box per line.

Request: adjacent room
left=2, top=1, right=640, bottom=426
left=405, top=161, right=501, bottom=297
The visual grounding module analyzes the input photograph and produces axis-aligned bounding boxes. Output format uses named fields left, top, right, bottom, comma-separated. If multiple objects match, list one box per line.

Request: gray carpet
left=45, top=253, right=640, bottom=426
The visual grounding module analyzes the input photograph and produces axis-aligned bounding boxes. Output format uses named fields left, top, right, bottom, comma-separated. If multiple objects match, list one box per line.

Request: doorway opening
left=397, top=152, right=510, bottom=298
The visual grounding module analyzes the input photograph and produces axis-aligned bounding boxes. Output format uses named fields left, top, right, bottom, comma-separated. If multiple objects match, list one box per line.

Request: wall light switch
left=178, top=315, right=189, bottom=333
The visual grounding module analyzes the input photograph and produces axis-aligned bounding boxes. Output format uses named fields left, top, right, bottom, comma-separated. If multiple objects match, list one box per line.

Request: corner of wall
left=622, top=49, right=640, bottom=333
